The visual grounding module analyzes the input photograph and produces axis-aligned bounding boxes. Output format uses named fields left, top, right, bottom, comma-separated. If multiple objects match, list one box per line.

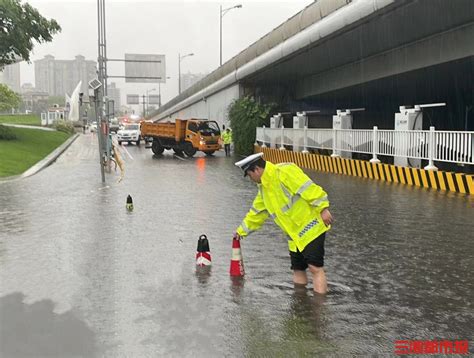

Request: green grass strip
left=0, top=127, right=70, bottom=177
left=0, top=114, right=41, bottom=126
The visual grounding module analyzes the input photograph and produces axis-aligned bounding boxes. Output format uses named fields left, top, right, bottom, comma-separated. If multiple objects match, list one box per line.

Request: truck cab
left=186, top=120, right=221, bottom=155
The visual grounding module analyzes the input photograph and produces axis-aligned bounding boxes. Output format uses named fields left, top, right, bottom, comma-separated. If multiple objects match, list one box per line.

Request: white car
left=117, top=123, right=141, bottom=145
left=90, top=122, right=98, bottom=132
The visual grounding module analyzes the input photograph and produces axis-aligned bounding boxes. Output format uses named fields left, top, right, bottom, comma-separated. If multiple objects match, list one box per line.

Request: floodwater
left=1, top=134, right=473, bottom=357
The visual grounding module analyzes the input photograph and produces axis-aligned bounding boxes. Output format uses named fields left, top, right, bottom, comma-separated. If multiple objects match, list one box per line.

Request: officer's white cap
left=235, top=152, right=264, bottom=176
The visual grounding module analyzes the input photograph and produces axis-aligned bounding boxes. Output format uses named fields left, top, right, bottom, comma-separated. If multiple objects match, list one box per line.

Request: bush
left=228, top=96, right=275, bottom=155
left=53, top=120, right=75, bottom=134
left=0, top=124, right=17, bottom=140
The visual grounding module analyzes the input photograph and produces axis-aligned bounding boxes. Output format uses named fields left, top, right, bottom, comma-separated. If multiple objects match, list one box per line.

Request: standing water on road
left=1, top=134, right=473, bottom=356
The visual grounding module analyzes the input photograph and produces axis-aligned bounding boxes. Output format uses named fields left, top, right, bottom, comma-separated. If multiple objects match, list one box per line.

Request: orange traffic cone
left=230, top=238, right=245, bottom=277
left=196, top=234, right=212, bottom=267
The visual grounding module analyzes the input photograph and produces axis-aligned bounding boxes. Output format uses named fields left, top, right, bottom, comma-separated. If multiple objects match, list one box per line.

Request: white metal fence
left=256, top=126, right=474, bottom=167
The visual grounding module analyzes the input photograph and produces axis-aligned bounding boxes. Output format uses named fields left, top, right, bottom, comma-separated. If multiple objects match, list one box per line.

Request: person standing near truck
left=221, top=128, right=233, bottom=156
left=233, top=152, right=334, bottom=294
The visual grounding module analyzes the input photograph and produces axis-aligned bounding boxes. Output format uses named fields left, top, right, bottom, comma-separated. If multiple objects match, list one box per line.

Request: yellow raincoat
left=236, top=161, right=330, bottom=252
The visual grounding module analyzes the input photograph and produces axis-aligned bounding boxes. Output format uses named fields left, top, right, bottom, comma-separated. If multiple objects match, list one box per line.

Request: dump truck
left=141, top=119, right=221, bottom=157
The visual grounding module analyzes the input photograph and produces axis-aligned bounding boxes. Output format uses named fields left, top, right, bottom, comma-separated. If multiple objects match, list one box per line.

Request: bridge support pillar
left=293, top=112, right=307, bottom=152
left=394, top=106, right=422, bottom=168
left=332, top=110, right=352, bottom=159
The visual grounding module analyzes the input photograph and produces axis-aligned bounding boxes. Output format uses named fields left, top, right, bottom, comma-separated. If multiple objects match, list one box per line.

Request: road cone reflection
left=230, top=238, right=245, bottom=277
left=126, top=195, right=133, bottom=212
left=196, top=234, right=212, bottom=266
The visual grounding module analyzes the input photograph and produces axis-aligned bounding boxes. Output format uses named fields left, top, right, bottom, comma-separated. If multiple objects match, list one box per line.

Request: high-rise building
left=0, top=62, right=21, bottom=93
left=180, top=72, right=207, bottom=92
left=107, top=82, right=121, bottom=116
left=34, top=55, right=97, bottom=96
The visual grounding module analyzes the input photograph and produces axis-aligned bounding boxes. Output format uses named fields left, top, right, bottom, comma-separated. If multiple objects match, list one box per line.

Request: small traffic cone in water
left=196, top=234, right=212, bottom=266
left=230, top=238, right=245, bottom=277
left=126, top=195, right=133, bottom=212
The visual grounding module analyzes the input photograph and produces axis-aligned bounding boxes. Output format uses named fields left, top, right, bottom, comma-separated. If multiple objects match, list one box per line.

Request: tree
left=0, top=0, right=61, bottom=68
left=228, top=96, right=275, bottom=155
left=0, top=84, right=21, bottom=112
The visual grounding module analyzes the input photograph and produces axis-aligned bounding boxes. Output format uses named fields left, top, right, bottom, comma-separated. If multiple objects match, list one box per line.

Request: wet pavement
left=1, top=133, right=473, bottom=357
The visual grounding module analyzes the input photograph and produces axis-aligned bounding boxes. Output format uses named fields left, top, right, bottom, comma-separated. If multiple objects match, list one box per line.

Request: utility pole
left=97, top=0, right=108, bottom=182
left=142, top=94, right=146, bottom=118
left=178, top=53, right=194, bottom=94
left=220, top=5, right=222, bottom=67
left=178, top=53, right=181, bottom=94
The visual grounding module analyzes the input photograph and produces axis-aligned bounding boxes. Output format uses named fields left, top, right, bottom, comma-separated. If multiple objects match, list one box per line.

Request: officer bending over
left=234, top=152, right=333, bottom=294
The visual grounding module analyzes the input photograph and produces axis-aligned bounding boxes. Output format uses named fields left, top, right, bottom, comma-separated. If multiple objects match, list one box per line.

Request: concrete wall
left=166, top=84, right=240, bottom=128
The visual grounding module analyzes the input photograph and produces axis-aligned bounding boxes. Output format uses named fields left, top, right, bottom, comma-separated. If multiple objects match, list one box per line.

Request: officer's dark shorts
left=290, top=233, right=326, bottom=270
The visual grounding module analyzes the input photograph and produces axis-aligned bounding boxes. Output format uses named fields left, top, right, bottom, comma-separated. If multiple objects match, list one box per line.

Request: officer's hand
left=321, top=209, right=334, bottom=227
left=233, top=232, right=241, bottom=241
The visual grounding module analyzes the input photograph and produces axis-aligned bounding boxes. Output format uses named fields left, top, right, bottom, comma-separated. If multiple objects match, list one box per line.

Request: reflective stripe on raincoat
left=236, top=161, right=330, bottom=252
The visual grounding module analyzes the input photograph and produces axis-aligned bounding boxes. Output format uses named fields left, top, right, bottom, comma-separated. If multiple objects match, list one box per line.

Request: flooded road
left=1, top=134, right=473, bottom=357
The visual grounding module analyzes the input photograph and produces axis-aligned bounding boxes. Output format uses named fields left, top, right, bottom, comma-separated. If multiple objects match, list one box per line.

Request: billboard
left=126, top=94, right=140, bottom=105
left=125, top=54, right=166, bottom=83
left=148, top=95, right=160, bottom=105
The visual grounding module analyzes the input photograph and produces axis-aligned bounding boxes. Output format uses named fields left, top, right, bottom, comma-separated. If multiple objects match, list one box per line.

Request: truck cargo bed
left=141, top=120, right=186, bottom=142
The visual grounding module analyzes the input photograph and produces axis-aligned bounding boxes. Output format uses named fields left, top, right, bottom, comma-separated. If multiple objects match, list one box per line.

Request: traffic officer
left=233, top=152, right=333, bottom=294
left=221, top=128, right=233, bottom=156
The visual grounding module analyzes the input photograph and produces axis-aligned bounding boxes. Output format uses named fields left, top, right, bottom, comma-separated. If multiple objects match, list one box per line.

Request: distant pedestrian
left=233, top=152, right=333, bottom=294
left=221, top=128, right=233, bottom=157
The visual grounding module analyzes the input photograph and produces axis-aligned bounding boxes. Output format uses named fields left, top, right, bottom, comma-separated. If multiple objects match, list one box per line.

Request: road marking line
left=121, top=145, right=134, bottom=160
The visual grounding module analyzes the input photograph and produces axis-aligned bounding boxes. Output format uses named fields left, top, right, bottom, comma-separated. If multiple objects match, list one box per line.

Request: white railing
left=256, top=126, right=474, bottom=167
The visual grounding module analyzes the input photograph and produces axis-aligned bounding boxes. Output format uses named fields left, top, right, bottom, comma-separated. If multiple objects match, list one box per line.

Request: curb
left=0, top=133, right=79, bottom=183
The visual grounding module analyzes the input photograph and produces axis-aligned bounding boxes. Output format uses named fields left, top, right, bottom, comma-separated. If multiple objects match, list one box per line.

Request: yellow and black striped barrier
left=256, top=146, right=474, bottom=195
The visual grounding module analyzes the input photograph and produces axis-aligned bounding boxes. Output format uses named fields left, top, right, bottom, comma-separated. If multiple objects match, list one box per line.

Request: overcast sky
left=22, top=0, right=312, bottom=107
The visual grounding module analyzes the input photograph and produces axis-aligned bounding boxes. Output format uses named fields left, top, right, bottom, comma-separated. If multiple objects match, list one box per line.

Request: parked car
left=90, top=122, right=98, bottom=132
left=117, top=123, right=141, bottom=145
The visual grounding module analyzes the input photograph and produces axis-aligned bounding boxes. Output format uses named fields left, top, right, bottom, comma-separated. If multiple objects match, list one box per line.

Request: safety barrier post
left=261, top=125, right=266, bottom=147
left=424, top=126, right=438, bottom=170
left=279, top=125, right=285, bottom=150
left=302, top=126, right=309, bottom=154
left=369, top=126, right=381, bottom=163
left=331, top=128, right=339, bottom=157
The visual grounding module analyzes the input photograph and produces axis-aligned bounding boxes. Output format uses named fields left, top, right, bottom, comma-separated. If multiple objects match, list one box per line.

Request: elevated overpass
left=151, top=0, right=474, bottom=132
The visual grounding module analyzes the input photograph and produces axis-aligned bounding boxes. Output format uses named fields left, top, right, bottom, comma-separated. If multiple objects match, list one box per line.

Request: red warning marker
left=196, top=234, right=212, bottom=267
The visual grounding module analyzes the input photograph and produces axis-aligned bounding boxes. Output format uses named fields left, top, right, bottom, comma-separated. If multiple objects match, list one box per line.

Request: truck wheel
left=173, top=148, right=183, bottom=156
left=152, top=140, right=164, bottom=155
left=183, top=144, right=197, bottom=157
left=204, top=151, right=215, bottom=156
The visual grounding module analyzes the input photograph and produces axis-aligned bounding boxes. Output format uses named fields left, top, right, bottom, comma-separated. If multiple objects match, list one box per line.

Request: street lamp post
left=158, top=76, right=171, bottom=108
left=145, top=88, right=156, bottom=117
left=220, top=4, right=242, bottom=66
left=178, top=53, right=194, bottom=94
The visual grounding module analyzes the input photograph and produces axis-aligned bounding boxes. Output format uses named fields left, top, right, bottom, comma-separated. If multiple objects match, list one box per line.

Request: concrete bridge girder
left=295, top=22, right=474, bottom=99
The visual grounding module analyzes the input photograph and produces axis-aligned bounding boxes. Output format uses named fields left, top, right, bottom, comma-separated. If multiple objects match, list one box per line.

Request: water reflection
left=239, top=286, right=333, bottom=356
left=195, top=265, right=212, bottom=284
left=0, top=293, right=97, bottom=357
